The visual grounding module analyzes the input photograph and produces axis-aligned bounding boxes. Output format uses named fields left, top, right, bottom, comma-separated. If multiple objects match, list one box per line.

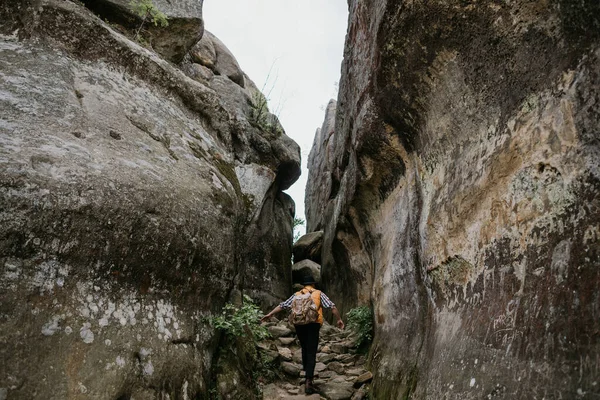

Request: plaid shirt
left=279, top=287, right=335, bottom=309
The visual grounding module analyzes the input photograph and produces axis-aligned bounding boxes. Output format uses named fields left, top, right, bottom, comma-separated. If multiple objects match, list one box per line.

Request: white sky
left=204, top=0, right=349, bottom=234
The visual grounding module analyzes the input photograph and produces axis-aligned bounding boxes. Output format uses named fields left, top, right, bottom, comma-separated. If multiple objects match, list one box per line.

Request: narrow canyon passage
left=1, top=0, right=599, bottom=399
left=302, top=1, right=600, bottom=398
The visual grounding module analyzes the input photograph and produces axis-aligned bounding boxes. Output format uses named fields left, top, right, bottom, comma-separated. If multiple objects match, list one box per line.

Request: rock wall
left=306, top=0, right=600, bottom=398
left=81, top=0, right=204, bottom=62
left=0, top=0, right=299, bottom=398
left=305, top=99, right=336, bottom=233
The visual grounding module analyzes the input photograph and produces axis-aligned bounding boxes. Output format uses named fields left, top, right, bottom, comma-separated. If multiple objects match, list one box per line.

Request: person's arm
left=261, top=294, right=294, bottom=323
left=320, top=292, right=345, bottom=329
left=331, top=306, right=345, bottom=330
left=260, top=305, right=283, bottom=323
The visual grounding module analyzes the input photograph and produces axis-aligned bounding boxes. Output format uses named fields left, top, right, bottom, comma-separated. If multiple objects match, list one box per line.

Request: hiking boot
left=305, top=378, right=316, bottom=395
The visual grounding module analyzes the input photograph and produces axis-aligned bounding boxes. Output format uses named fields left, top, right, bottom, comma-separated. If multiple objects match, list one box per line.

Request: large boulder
left=189, top=31, right=245, bottom=87
left=293, top=231, right=324, bottom=263
left=183, top=37, right=301, bottom=191
left=308, top=0, right=600, bottom=398
left=292, top=260, right=321, bottom=284
left=0, top=1, right=300, bottom=398
left=81, top=0, right=204, bottom=62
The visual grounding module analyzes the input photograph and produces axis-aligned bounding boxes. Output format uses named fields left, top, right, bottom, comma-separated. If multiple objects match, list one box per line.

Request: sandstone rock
left=320, top=321, right=337, bottom=336
left=262, top=384, right=280, bottom=399
left=317, top=352, right=336, bottom=363
left=335, top=354, right=356, bottom=363
left=346, top=368, right=366, bottom=377
left=293, top=230, right=324, bottom=263
left=277, top=346, right=293, bottom=361
left=263, top=384, right=318, bottom=400
left=189, top=31, right=216, bottom=68
left=330, top=343, right=347, bottom=354
left=307, top=0, right=600, bottom=398
left=291, top=259, right=322, bottom=284
left=281, top=362, right=302, bottom=377
left=292, top=348, right=303, bottom=364
left=315, top=362, right=327, bottom=373
left=216, top=335, right=261, bottom=399
left=257, top=341, right=275, bottom=351
left=0, top=1, right=300, bottom=398
left=269, top=325, right=293, bottom=338
left=343, top=332, right=360, bottom=346
left=319, top=370, right=336, bottom=379
left=305, top=99, right=336, bottom=232
left=182, top=62, right=214, bottom=83
left=327, top=362, right=345, bottom=375
left=279, top=337, right=296, bottom=345
left=279, top=395, right=320, bottom=400
left=83, top=0, right=204, bottom=62
left=187, top=30, right=246, bottom=89
left=341, top=339, right=359, bottom=350
left=208, top=31, right=245, bottom=87
left=319, top=381, right=354, bottom=400
left=353, top=371, right=373, bottom=388
left=351, top=387, right=368, bottom=400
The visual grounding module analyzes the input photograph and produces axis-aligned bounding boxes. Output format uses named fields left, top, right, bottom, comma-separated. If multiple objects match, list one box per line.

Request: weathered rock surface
left=307, top=0, right=600, bottom=399
left=306, top=99, right=337, bottom=233
left=187, top=31, right=245, bottom=87
left=291, top=259, right=322, bottom=284
left=81, top=0, right=204, bottom=62
left=257, top=319, right=372, bottom=399
left=292, top=230, right=323, bottom=263
left=0, top=0, right=300, bottom=398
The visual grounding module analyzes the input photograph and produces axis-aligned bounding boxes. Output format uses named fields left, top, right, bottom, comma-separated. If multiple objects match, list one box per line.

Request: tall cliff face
left=0, top=1, right=299, bottom=398
left=307, top=0, right=600, bottom=398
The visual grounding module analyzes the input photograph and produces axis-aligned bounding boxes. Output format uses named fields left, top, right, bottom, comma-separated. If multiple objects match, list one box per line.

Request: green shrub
left=210, top=295, right=270, bottom=341
left=129, top=0, right=168, bottom=43
left=347, top=305, right=374, bottom=349
left=293, top=217, right=305, bottom=243
left=129, top=0, right=169, bottom=27
left=248, top=91, right=283, bottom=136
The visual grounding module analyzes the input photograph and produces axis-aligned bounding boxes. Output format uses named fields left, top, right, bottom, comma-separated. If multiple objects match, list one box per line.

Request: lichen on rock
left=306, top=0, right=600, bottom=398
left=0, top=0, right=300, bottom=398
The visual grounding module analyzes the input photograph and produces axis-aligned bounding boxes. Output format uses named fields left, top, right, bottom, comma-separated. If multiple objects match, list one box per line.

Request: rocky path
left=258, top=319, right=372, bottom=400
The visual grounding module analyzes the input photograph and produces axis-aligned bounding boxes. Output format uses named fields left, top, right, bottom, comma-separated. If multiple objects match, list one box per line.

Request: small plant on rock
left=249, top=91, right=269, bottom=126
left=347, top=305, right=374, bottom=350
left=293, top=217, right=305, bottom=243
left=129, top=0, right=168, bottom=41
left=248, top=91, right=283, bottom=137
left=210, top=295, right=270, bottom=341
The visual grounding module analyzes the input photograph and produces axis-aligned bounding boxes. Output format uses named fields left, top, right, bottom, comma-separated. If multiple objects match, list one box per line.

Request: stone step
left=262, top=383, right=322, bottom=400
left=259, top=321, right=371, bottom=400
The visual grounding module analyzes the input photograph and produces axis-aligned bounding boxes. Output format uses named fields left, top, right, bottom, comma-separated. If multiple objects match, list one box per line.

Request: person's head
left=301, top=275, right=317, bottom=287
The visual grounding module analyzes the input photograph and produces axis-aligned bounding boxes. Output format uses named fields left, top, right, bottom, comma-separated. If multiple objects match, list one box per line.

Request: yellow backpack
left=288, top=288, right=321, bottom=325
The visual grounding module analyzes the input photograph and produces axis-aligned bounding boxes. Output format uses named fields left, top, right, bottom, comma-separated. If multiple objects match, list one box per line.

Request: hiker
left=261, top=275, right=344, bottom=394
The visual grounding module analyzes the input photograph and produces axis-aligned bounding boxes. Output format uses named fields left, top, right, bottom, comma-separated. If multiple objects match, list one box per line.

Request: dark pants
left=295, top=323, right=321, bottom=379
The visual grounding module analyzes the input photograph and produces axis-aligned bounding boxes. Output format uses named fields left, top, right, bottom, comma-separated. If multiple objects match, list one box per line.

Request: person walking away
left=261, top=275, right=344, bottom=394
